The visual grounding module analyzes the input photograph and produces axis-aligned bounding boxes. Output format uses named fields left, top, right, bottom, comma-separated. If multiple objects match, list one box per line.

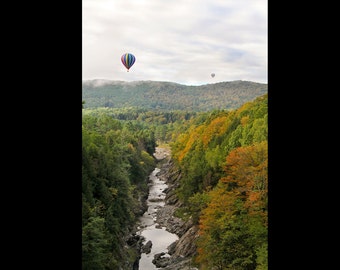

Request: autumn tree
left=196, top=141, right=268, bottom=270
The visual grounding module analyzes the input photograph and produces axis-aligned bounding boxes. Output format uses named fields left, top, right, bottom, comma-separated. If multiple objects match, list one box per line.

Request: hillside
left=82, top=80, right=267, bottom=111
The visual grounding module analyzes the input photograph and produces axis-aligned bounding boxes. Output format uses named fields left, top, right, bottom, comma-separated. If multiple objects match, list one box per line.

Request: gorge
left=134, top=147, right=199, bottom=270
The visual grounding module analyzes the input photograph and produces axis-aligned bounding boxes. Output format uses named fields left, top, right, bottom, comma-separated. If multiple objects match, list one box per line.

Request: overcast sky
left=82, top=0, right=267, bottom=86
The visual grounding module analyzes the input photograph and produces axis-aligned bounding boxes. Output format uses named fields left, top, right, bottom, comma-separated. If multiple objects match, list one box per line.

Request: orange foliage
left=198, top=183, right=235, bottom=232
left=222, top=142, right=267, bottom=186
left=201, top=116, right=229, bottom=147
left=234, top=101, right=253, bottom=117
left=197, top=141, right=268, bottom=263
left=177, top=125, right=204, bottom=162
left=222, top=142, right=268, bottom=225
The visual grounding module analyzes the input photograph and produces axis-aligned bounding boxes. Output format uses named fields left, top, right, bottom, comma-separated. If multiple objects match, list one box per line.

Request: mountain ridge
left=82, top=79, right=267, bottom=112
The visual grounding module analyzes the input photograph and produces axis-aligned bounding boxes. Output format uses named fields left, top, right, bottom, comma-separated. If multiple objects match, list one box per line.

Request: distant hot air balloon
left=121, top=53, right=136, bottom=72
left=211, top=73, right=215, bottom=78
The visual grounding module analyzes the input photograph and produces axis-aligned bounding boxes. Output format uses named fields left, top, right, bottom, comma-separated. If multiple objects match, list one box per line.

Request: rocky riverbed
left=137, top=147, right=199, bottom=270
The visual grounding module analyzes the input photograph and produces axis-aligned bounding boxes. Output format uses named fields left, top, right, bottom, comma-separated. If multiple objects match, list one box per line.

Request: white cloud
left=82, top=0, right=267, bottom=85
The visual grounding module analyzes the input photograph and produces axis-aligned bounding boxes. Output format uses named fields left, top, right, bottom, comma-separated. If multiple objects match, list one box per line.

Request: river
left=137, top=167, right=179, bottom=270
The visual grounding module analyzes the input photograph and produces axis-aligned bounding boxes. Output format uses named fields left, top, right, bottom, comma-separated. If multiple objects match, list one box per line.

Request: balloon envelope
left=211, top=73, right=215, bottom=78
left=121, top=53, right=136, bottom=71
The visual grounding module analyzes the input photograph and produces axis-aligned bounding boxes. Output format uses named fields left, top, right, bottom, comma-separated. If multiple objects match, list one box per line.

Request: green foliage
left=82, top=113, right=157, bottom=269
left=255, top=242, right=268, bottom=270
left=83, top=107, right=198, bottom=144
left=187, top=191, right=210, bottom=223
left=82, top=217, right=111, bottom=270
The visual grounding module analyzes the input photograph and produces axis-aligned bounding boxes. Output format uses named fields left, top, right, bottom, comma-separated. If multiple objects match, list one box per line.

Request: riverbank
left=137, top=166, right=179, bottom=269
left=148, top=147, right=199, bottom=270
left=127, top=147, right=199, bottom=270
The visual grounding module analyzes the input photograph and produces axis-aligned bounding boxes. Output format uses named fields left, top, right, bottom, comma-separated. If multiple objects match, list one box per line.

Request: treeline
left=83, top=107, right=199, bottom=143
left=170, top=94, right=268, bottom=269
left=82, top=114, right=157, bottom=269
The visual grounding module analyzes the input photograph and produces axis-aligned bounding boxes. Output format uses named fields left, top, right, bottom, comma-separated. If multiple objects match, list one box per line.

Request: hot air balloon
left=121, top=53, right=136, bottom=72
left=211, top=73, right=215, bottom=78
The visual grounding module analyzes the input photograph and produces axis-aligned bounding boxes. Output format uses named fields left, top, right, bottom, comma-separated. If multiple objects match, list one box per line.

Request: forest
left=82, top=87, right=268, bottom=269
left=170, top=94, right=268, bottom=269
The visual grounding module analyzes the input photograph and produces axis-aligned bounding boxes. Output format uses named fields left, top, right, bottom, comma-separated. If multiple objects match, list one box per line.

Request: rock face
left=141, top=240, right=152, bottom=254
left=152, top=148, right=200, bottom=270
left=125, top=233, right=145, bottom=270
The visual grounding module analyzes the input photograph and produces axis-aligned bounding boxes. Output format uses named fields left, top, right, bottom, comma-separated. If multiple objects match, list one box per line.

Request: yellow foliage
left=178, top=125, right=204, bottom=162
left=240, top=115, right=250, bottom=126
left=201, top=116, right=229, bottom=147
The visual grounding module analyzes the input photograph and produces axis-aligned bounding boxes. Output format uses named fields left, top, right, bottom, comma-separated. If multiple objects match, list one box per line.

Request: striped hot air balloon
left=121, top=53, right=136, bottom=72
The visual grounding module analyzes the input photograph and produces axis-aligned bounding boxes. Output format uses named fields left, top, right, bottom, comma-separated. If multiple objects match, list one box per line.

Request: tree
left=82, top=217, right=111, bottom=270
left=196, top=141, right=268, bottom=269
